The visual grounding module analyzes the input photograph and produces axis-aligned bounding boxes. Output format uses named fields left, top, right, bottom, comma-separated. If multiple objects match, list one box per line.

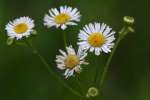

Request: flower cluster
left=5, top=6, right=116, bottom=78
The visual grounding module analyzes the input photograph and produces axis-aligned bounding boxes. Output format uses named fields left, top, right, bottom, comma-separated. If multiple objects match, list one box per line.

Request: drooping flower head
left=44, top=6, right=81, bottom=30
left=78, top=22, right=115, bottom=56
left=55, top=46, right=88, bottom=78
left=5, top=16, right=35, bottom=40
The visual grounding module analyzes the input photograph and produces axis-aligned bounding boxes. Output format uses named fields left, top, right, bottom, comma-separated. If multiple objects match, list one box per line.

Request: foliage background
left=0, top=0, right=149, bottom=100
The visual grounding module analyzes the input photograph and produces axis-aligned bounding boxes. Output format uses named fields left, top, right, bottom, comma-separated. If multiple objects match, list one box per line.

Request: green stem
left=95, top=56, right=100, bottom=84
left=25, top=40, right=82, bottom=97
left=75, top=75, right=85, bottom=96
left=98, top=26, right=130, bottom=90
left=63, top=32, right=67, bottom=47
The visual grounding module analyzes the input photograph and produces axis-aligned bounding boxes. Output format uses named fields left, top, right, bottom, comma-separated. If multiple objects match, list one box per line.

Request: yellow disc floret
left=64, top=54, right=79, bottom=69
left=14, top=23, right=28, bottom=34
left=88, top=33, right=106, bottom=47
left=54, top=13, right=71, bottom=24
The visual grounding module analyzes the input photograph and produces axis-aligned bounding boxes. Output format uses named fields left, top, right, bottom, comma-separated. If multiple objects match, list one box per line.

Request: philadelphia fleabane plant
left=4, top=4, right=135, bottom=100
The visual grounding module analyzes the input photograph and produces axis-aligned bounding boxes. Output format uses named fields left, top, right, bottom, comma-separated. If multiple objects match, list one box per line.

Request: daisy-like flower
left=44, top=6, right=81, bottom=30
left=55, top=46, right=88, bottom=78
left=78, top=22, right=115, bottom=56
left=5, top=16, right=35, bottom=40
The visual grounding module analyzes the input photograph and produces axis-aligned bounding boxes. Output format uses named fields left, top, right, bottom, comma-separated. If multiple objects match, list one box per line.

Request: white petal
left=89, top=23, right=95, bottom=33
left=102, top=46, right=111, bottom=53
left=84, top=25, right=92, bottom=34
left=89, top=47, right=95, bottom=52
left=103, top=26, right=112, bottom=36
left=95, top=48, right=101, bottom=56
left=59, top=49, right=67, bottom=57
left=100, top=23, right=106, bottom=33
left=61, top=24, right=67, bottom=30
left=95, top=23, right=101, bottom=32
left=78, top=31, right=89, bottom=40
left=57, top=64, right=65, bottom=70
left=66, top=46, right=76, bottom=55
left=106, top=31, right=115, bottom=38
left=66, top=22, right=77, bottom=25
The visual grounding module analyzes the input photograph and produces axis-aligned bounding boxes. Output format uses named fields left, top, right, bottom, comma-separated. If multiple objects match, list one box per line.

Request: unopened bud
left=123, top=16, right=135, bottom=25
left=86, top=87, right=99, bottom=98
left=128, top=26, right=135, bottom=33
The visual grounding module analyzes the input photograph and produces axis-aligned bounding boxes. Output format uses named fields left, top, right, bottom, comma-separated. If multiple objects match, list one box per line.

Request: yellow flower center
left=54, top=13, right=71, bottom=24
left=88, top=33, right=106, bottom=47
left=14, top=23, right=28, bottom=34
left=64, top=54, right=80, bottom=69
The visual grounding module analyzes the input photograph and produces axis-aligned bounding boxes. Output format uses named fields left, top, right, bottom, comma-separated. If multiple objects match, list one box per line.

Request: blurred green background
left=0, top=0, right=149, bottom=100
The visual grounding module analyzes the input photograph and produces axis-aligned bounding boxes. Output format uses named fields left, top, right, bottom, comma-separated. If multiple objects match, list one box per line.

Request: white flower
left=55, top=46, right=88, bottom=78
left=78, top=22, right=115, bottom=56
left=44, top=6, right=81, bottom=30
left=5, top=16, right=35, bottom=40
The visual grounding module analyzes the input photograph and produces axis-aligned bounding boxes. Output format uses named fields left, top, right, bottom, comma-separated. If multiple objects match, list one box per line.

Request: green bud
left=86, top=87, right=99, bottom=98
left=7, top=37, right=15, bottom=46
left=128, top=26, right=135, bottom=33
left=123, top=16, right=135, bottom=25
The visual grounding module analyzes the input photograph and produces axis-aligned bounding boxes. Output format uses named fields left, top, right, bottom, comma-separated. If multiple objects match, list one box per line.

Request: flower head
left=55, top=46, right=88, bottom=78
left=123, top=16, right=135, bottom=25
left=44, top=6, right=81, bottom=30
left=78, top=23, right=115, bottom=56
left=5, top=17, right=35, bottom=40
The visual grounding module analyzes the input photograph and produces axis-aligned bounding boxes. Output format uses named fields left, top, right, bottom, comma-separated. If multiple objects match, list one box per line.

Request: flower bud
left=86, top=87, right=99, bottom=98
left=123, top=16, right=135, bottom=25
left=128, top=26, right=135, bottom=33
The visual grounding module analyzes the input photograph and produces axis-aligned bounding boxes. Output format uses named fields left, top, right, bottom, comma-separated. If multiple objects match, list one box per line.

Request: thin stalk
left=25, top=40, right=82, bottom=97
left=75, top=75, right=85, bottom=96
left=94, top=56, right=100, bottom=84
left=63, top=32, right=67, bottom=47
